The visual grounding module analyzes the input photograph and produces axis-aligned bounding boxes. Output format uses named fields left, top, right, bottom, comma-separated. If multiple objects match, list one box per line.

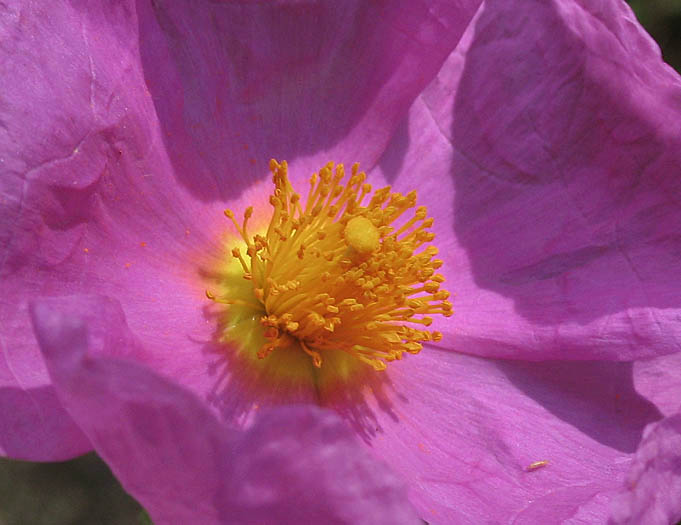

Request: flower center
left=208, top=160, right=452, bottom=372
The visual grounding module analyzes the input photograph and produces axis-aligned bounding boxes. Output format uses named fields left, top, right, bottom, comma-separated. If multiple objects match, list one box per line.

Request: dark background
left=628, top=0, right=681, bottom=71
left=1, top=3, right=680, bottom=524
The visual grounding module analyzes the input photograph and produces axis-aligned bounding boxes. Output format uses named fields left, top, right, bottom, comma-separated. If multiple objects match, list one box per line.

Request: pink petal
left=3, top=294, right=153, bottom=460
left=372, top=0, right=681, bottom=360
left=1, top=0, right=218, bottom=458
left=0, top=353, right=89, bottom=460
left=633, top=351, right=681, bottom=417
left=609, top=414, right=681, bottom=525
left=30, top=297, right=420, bottom=524
left=30, top=295, right=233, bottom=524
left=224, top=407, right=421, bottom=524
left=324, top=348, right=662, bottom=523
left=142, top=0, right=482, bottom=196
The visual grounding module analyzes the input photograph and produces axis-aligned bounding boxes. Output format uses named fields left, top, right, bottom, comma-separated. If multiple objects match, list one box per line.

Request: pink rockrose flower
left=2, top=0, right=681, bottom=523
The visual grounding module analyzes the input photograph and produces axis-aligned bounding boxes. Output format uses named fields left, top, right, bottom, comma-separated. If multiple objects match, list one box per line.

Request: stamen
left=208, top=160, right=452, bottom=371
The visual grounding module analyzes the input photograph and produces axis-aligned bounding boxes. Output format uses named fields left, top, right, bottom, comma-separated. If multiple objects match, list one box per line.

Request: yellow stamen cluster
left=210, top=160, right=452, bottom=371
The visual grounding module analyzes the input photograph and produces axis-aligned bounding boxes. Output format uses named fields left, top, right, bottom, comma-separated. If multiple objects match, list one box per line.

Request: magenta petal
left=1, top=0, right=239, bottom=458
left=233, top=408, right=419, bottom=524
left=30, top=296, right=229, bottom=524
left=2, top=294, right=145, bottom=460
left=609, top=414, right=681, bottom=525
left=141, top=0, right=482, bottom=196
left=30, top=296, right=420, bottom=524
left=224, top=406, right=420, bottom=524
left=634, top=351, right=681, bottom=417
left=0, top=355, right=89, bottom=460
left=343, top=348, right=662, bottom=523
left=375, top=0, right=681, bottom=360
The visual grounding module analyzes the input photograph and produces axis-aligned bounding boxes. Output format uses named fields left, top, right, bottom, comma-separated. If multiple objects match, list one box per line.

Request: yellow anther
left=211, top=160, right=452, bottom=371
left=434, top=290, right=450, bottom=300
left=424, top=281, right=440, bottom=293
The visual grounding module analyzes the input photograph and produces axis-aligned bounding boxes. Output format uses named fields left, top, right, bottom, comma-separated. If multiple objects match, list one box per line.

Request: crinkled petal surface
left=609, top=413, right=681, bottom=525
left=142, top=0, right=482, bottom=198
left=1, top=0, right=223, bottom=460
left=633, top=351, right=681, bottom=418
left=30, top=295, right=421, bottom=525
left=371, top=0, right=681, bottom=360
left=0, top=0, right=479, bottom=459
left=223, top=408, right=420, bottom=524
left=30, top=295, right=226, bottom=523
left=326, top=347, right=662, bottom=524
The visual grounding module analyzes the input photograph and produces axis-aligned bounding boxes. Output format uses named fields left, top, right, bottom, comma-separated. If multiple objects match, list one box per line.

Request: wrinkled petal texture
left=609, top=414, right=681, bottom=525
left=30, top=296, right=226, bottom=524
left=0, top=0, right=479, bottom=459
left=634, top=351, right=681, bottom=417
left=224, top=407, right=420, bottom=525
left=1, top=0, right=220, bottom=459
left=372, top=0, right=681, bottom=360
left=30, top=295, right=420, bottom=525
left=363, top=3, right=681, bottom=514
left=144, top=0, right=481, bottom=199
left=323, top=344, right=662, bottom=524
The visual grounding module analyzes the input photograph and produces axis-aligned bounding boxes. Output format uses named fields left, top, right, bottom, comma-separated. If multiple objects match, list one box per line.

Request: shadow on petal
left=443, top=1, right=681, bottom=360
left=0, top=386, right=91, bottom=461
left=379, top=114, right=411, bottom=183
left=198, top=265, right=405, bottom=441
left=136, top=0, right=475, bottom=203
left=498, top=360, right=662, bottom=453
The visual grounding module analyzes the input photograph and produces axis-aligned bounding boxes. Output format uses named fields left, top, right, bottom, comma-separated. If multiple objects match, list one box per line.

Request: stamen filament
left=210, top=160, right=452, bottom=371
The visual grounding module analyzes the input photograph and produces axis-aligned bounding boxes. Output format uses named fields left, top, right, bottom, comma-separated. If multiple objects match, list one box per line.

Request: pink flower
left=2, top=0, right=681, bottom=523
